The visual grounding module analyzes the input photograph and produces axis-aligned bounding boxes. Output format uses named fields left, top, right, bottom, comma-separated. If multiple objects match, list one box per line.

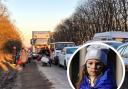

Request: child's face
left=86, top=59, right=104, bottom=76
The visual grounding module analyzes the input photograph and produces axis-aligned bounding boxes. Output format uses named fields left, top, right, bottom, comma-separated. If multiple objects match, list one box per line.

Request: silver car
left=117, top=43, right=128, bottom=71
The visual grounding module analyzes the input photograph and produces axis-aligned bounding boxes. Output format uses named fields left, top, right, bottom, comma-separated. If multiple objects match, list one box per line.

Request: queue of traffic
left=30, top=31, right=128, bottom=71
left=47, top=32, right=128, bottom=70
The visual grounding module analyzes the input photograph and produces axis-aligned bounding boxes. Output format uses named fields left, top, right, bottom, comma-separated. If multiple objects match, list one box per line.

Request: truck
left=31, top=31, right=51, bottom=53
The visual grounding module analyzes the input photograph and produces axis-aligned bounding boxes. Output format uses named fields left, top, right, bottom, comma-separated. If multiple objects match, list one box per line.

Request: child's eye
left=88, top=62, right=93, bottom=65
left=96, top=63, right=101, bottom=65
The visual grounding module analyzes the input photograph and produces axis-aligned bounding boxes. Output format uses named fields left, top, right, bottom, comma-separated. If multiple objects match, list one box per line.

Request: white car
left=117, top=43, right=128, bottom=71
left=58, top=46, right=79, bottom=69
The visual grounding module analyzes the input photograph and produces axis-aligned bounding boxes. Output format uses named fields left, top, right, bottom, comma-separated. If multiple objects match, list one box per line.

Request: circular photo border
left=67, top=42, right=125, bottom=89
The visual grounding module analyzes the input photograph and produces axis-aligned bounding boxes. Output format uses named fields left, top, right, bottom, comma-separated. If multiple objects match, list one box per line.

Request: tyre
left=64, top=60, right=67, bottom=70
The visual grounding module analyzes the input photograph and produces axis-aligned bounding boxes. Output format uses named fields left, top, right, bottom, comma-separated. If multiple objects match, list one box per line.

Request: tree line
left=51, top=0, right=128, bottom=45
left=0, top=1, right=22, bottom=53
left=0, top=0, right=23, bottom=73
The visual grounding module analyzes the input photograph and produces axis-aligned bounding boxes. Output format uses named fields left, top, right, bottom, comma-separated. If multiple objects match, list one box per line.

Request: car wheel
left=64, top=60, right=67, bottom=70
left=58, top=60, right=61, bottom=67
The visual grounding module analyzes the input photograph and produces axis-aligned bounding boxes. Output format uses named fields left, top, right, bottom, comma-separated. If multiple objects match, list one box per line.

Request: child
left=76, top=47, right=117, bottom=89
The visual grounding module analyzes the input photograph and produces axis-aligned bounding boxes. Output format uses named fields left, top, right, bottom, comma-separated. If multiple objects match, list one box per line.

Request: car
left=32, top=52, right=39, bottom=59
left=102, top=41, right=123, bottom=49
left=50, top=42, right=75, bottom=65
left=117, top=43, right=128, bottom=71
left=58, top=46, right=79, bottom=69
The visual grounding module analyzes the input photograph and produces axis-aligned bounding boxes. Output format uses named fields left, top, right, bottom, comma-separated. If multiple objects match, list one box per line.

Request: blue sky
left=4, top=0, right=80, bottom=46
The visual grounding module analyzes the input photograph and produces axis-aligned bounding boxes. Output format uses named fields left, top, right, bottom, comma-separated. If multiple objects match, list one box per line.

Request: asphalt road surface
left=12, top=61, right=72, bottom=89
left=37, top=62, right=72, bottom=89
left=13, top=62, right=52, bottom=89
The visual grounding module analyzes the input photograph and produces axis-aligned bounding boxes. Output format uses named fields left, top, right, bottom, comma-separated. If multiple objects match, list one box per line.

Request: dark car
left=32, top=52, right=39, bottom=60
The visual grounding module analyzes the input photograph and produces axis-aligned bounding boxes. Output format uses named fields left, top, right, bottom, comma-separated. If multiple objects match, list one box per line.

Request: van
left=93, top=31, right=128, bottom=42
left=50, top=42, right=75, bottom=65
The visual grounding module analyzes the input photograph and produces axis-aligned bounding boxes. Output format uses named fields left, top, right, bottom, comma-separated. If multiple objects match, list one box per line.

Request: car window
left=118, top=45, right=128, bottom=58
left=105, top=42, right=122, bottom=49
left=66, top=48, right=77, bottom=54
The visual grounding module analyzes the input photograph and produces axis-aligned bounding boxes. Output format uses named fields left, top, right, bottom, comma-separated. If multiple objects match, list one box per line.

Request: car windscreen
left=105, top=42, right=123, bottom=49
left=118, top=45, right=128, bottom=58
left=66, top=48, right=77, bottom=54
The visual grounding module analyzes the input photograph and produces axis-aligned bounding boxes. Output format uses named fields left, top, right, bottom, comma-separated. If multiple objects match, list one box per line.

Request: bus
left=50, top=42, right=75, bottom=65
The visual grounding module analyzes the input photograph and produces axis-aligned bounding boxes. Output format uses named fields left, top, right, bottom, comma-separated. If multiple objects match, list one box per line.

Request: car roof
left=86, top=40, right=123, bottom=43
left=51, top=42, right=75, bottom=44
left=63, top=46, right=79, bottom=49
left=84, top=40, right=123, bottom=49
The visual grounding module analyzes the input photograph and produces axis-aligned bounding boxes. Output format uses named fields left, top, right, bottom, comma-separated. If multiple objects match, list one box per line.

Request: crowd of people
left=0, top=46, right=28, bottom=72
left=0, top=45, right=29, bottom=88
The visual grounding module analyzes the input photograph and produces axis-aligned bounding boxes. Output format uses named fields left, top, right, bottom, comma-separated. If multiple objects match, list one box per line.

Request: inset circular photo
left=67, top=42, right=125, bottom=89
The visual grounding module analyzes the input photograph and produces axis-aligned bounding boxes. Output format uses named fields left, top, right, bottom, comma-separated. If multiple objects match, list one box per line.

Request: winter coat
left=80, top=68, right=117, bottom=89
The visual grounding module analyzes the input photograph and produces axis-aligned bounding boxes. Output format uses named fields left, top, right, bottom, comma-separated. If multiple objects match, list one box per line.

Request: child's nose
left=92, top=63, right=97, bottom=69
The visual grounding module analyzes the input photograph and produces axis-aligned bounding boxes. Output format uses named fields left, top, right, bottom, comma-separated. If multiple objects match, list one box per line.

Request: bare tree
left=52, top=0, right=128, bottom=45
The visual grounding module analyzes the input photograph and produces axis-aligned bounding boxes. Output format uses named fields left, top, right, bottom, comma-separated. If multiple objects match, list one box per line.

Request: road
left=13, top=62, right=52, bottom=89
left=121, top=71, right=128, bottom=89
left=37, top=62, right=72, bottom=89
left=12, top=61, right=72, bottom=89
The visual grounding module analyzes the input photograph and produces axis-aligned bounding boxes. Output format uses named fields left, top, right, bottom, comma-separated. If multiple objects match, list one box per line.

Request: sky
left=4, top=0, right=80, bottom=47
